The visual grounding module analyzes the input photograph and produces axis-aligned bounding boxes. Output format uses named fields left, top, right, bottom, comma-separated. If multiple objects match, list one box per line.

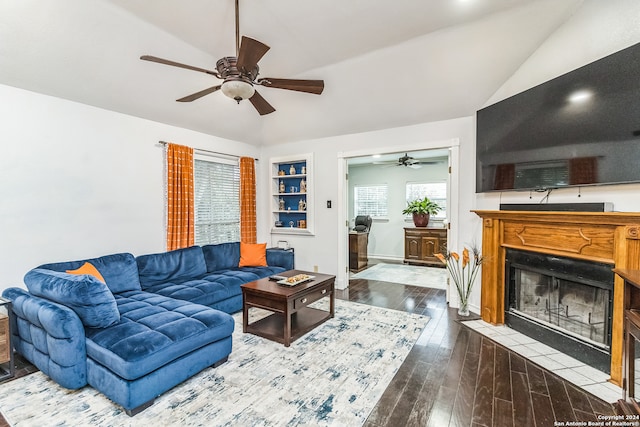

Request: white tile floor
left=463, top=319, right=623, bottom=403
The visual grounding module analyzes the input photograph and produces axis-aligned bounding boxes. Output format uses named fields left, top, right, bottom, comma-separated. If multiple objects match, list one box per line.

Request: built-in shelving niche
left=270, top=153, right=314, bottom=235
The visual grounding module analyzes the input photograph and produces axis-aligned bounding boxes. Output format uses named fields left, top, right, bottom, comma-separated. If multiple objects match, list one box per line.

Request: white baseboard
left=368, top=255, right=404, bottom=263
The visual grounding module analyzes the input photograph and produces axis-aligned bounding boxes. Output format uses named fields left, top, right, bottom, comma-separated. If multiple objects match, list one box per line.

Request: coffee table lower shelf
left=245, top=307, right=330, bottom=346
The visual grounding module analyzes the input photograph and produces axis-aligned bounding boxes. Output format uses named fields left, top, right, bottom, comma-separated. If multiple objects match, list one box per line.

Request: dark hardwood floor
left=0, top=275, right=619, bottom=427
left=337, top=278, right=618, bottom=427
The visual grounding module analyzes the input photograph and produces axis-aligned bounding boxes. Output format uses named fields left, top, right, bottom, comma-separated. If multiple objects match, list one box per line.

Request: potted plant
left=402, top=196, right=441, bottom=227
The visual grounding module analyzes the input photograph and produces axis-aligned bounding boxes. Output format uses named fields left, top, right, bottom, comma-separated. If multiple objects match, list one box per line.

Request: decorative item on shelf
left=298, top=199, right=306, bottom=211
left=435, top=246, right=484, bottom=317
left=300, top=179, right=306, bottom=193
left=301, top=166, right=306, bottom=174
left=289, top=221, right=295, bottom=228
left=287, top=206, right=291, bottom=211
left=275, top=220, right=283, bottom=227
left=289, top=165, right=296, bottom=175
left=279, top=180, right=285, bottom=193
left=290, top=186, right=297, bottom=193
left=278, top=170, right=285, bottom=176
left=279, top=198, right=285, bottom=211
left=402, top=196, right=441, bottom=227
left=298, top=220, right=306, bottom=229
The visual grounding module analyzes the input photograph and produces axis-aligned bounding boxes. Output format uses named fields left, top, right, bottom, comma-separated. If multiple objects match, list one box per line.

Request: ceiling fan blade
left=249, top=90, right=276, bottom=115
left=176, top=85, right=222, bottom=102
left=140, top=55, right=220, bottom=77
left=236, top=37, right=270, bottom=73
left=257, top=78, right=324, bottom=95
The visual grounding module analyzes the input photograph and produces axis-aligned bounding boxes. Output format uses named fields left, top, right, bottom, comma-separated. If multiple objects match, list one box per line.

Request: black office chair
left=353, top=215, right=372, bottom=233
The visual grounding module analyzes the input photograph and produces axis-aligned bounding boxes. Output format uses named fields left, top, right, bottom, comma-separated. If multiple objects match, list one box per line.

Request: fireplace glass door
left=505, top=249, right=614, bottom=372
left=512, top=269, right=611, bottom=349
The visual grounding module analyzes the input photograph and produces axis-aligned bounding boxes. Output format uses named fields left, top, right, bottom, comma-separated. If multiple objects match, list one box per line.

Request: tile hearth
left=464, top=319, right=622, bottom=403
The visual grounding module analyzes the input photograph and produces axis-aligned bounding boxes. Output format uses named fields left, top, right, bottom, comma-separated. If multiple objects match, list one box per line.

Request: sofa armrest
left=266, top=248, right=294, bottom=271
left=2, top=287, right=87, bottom=389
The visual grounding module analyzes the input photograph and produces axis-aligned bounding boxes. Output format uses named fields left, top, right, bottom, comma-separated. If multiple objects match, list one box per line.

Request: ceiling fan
left=395, top=153, right=422, bottom=168
left=373, top=153, right=447, bottom=169
left=139, top=0, right=324, bottom=115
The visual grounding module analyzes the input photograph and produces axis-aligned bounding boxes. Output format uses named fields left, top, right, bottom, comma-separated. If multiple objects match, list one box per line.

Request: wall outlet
left=313, top=265, right=319, bottom=272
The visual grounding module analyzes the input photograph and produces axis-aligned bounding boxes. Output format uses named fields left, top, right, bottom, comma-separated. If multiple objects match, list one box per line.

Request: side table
left=0, top=297, right=15, bottom=382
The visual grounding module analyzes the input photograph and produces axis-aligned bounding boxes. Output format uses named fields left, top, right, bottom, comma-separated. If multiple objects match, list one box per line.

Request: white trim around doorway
left=336, top=139, right=460, bottom=297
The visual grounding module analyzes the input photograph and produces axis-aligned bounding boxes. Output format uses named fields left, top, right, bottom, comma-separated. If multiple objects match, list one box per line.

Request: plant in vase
left=435, top=246, right=483, bottom=316
left=402, top=196, right=441, bottom=227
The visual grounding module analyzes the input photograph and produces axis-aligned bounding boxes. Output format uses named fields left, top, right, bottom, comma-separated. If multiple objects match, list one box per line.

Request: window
left=354, top=184, right=388, bottom=218
left=405, top=182, right=447, bottom=220
left=194, top=157, right=240, bottom=245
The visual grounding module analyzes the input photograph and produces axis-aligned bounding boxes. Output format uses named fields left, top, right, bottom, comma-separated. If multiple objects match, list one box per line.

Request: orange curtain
left=166, top=143, right=195, bottom=251
left=240, top=157, right=257, bottom=243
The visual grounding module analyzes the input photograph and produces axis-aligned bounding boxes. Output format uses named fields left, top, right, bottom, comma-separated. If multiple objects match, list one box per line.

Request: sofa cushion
left=142, top=267, right=286, bottom=311
left=238, top=242, right=267, bottom=267
left=212, top=266, right=287, bottom=281
left=84, top=291, right=234, bottom=380
left=137, top=246, right=207, bottom=288
left=141, top=274, right=244, bottom=308
left=24, top=269, right=120, bottom=328
left=39, top=253, right=141, bottom=294
left=202, top=242, right=240, bottom=272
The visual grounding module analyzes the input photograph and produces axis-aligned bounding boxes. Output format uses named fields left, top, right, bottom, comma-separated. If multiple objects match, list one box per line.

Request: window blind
left=406, top=182, right=447, bottom=219
left=354, top=184, right=388, bottom=218
left=194, top=158, right=240, bottom=245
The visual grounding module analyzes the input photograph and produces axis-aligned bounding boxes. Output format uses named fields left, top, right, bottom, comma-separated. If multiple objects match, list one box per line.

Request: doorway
left=336, top=141, right=460, bottom=296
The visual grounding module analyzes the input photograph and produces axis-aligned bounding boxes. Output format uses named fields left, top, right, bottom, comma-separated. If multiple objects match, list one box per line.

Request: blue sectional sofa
left=1, top=243, right=294, bottom=415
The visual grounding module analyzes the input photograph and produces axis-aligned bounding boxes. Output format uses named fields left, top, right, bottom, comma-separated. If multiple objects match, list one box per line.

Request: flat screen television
left=476, top=42, right=640, bottom=193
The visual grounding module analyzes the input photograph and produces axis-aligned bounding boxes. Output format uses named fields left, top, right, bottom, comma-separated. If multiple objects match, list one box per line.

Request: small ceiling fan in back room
left=373, top=153, right=448, bottom=169
left=140, top=0, right=325, bottom=115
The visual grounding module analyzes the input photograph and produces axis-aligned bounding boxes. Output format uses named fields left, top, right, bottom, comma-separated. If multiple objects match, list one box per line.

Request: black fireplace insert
left=505, top=249, right=614, bottom=373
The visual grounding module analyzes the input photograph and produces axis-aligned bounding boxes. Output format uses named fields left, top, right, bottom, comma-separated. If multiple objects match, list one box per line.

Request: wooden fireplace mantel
left=473, top=210, right=640, bottom=386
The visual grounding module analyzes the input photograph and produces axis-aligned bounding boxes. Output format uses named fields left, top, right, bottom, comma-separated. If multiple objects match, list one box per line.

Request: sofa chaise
left=1, top=242, right=294, bottom=415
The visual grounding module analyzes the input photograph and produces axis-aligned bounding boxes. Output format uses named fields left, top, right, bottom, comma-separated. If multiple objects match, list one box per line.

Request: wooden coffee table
left=241, top=270, right=335, bottom=347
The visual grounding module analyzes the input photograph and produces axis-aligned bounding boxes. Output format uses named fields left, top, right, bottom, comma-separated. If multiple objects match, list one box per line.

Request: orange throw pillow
left=66, top=262, right=106, bottom=284
left=239, top=242, right=268, bottom=267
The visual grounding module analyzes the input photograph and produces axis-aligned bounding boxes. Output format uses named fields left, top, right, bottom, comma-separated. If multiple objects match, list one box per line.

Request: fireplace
left=473, top=209, right=640, bottom=385
left=505, top=249, right=614, bottom=373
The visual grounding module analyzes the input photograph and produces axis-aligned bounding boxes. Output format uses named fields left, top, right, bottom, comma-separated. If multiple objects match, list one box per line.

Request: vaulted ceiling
left=0, top=0, right=582, bottom=145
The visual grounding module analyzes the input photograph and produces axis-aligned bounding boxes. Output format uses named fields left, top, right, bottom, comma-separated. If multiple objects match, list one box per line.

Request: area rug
left=0, top=300, right=428, bottom=426
left=352, top=262, right=448, bottom=289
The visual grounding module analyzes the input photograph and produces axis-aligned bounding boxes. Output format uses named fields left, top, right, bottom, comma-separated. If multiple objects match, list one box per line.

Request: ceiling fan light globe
left=221, top=80, right=255, bottom=101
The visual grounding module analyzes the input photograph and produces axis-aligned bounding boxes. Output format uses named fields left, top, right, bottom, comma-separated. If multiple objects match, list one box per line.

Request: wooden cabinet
left=404, top=227, right=447, bottom=267
left=349, top=232, right=368, bottom=272
left=270, top=153, right=314, bottom=235
left=617, top=268, right=640, bottom=414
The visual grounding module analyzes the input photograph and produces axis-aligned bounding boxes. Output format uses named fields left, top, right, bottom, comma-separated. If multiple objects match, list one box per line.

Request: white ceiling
left=0, top=0, right=582, bottom=146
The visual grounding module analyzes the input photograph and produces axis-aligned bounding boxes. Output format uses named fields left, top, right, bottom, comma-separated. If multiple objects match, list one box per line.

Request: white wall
left=347, top=161, right=449, bottom=260
left=258, top=117, right=477, bottom=289
left=473, top=0, right=640, bottom=313
left=478, top=0, right=640, bottom=215
left=260, top=0, right=640, bottom=312
left=0, top=84, right=258, bottom=293
left=3, top=0, right=640, bottom=314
